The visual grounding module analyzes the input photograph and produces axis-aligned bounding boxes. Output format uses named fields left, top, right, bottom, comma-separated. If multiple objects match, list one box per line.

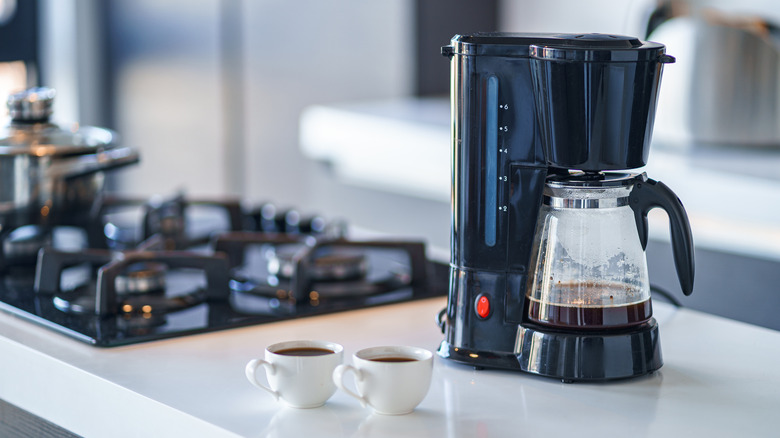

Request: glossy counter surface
left=1, top=297, right=778, bottom=437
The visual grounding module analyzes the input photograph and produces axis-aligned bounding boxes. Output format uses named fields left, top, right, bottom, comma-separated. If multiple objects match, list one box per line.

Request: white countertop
left=1, top=297, right=779, bottom=437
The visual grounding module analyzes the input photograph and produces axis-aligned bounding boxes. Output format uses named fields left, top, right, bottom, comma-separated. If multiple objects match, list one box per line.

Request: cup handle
left=245, top=359, right=280, bottom=401
left=333, top=364, right=367, bottom=407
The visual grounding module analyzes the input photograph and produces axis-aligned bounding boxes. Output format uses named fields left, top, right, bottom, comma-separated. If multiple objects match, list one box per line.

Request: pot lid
left=0, top=87, right=118, bottom=156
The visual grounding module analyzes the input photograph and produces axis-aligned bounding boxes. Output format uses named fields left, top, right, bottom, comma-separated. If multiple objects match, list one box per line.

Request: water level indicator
left=485, top=75, right=498, bottom=247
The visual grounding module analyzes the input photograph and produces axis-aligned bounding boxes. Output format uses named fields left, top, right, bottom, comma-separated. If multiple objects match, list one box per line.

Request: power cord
left=650, top=283, right=682, bottom=307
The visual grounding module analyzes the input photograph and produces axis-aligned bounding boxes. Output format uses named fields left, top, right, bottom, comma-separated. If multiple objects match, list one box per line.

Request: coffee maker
left=437, top=33, right=695, bottom=381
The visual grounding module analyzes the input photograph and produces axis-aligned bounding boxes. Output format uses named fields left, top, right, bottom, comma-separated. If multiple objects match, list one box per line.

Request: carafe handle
left=629, top=175, right=695, bottom=296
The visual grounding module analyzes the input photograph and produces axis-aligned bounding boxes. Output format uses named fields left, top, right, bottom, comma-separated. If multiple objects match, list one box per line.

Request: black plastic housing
left=530, top=35, right=674, bottom=170
left=439, top=319, right=663, bottom=381
left=444, top=33, right=552, bottom=357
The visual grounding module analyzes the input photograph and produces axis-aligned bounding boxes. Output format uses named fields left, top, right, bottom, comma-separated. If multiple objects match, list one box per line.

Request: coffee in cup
left=245, top=340, right=344, bottom=408
left=333, top=346, right=433, bottom=415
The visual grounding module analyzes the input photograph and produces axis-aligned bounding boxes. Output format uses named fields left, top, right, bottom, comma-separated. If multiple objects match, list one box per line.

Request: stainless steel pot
left=0, top=87, right=139, bottom=229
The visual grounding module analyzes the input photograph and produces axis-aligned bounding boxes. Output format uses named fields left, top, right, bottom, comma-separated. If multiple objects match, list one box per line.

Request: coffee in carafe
left=526, top=282, right=653, bottom=329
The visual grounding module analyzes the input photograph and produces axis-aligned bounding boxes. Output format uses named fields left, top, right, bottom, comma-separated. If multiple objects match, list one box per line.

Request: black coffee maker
left=437, top=33, right=695, bottom=381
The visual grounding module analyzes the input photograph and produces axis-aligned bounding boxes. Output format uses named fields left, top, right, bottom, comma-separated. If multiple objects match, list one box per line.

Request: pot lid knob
left=7, top=87, right=56, bottom=122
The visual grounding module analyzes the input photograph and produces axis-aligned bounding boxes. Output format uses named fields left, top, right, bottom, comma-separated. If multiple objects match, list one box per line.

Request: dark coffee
left=527, top=283, right=652, bottom=329
left=370, top=357, right=416, bottom=363
left=275, top=347, right=334, bottom=357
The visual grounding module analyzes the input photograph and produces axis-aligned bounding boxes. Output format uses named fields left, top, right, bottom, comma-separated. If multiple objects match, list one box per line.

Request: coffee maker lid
left=530, top=34, right=671, bottom=62
left=447, top=33, right=564, bottom=57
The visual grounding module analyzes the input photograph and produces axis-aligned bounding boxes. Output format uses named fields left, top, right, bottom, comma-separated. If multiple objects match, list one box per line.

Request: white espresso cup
left=333, top=346, right=433, bottom=415
left=245, top=340, right=344, bottom=408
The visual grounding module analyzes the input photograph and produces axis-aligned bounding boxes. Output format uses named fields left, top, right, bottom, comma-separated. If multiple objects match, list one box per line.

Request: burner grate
left=213, top=232, right=429, bottom=304
left=35, top=247, right=231, bottom=315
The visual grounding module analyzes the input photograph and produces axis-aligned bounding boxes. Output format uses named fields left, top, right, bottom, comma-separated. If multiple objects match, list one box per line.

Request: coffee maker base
left=439, top=319, right=663, bottom=382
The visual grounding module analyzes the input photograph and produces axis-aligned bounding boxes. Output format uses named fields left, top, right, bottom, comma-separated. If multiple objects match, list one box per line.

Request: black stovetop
left=0, top=196, right=448, bottom=347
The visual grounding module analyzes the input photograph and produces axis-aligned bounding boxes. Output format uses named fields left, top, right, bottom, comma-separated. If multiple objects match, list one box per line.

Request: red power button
left=476, top=295, right=490, bottom=318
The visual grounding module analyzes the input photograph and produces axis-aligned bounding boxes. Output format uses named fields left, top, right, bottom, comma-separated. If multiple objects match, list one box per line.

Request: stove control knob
left=475, top=295, right=490, bottom=319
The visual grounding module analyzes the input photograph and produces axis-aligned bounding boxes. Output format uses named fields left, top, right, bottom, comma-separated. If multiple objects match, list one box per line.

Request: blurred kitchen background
left=2, top=0, right=780, bottom=327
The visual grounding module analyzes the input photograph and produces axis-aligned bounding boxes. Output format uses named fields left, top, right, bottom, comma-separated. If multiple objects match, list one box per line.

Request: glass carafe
left=526, top=173, right=652, bottom=330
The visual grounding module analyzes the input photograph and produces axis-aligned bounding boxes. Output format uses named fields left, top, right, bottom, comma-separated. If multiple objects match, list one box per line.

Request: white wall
left=499, top=0, right=780, bottom=35
left=42, top=1, right=414, bottom=201
left=241, top=1, right=414, bottom=204
left=498, top=0, right=780, bottom=146
left=499, top=0, right=653, bottom=36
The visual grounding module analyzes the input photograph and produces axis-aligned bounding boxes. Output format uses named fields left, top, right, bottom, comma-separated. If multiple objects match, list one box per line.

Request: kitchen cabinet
left=0, top=399, right=78, bottom=438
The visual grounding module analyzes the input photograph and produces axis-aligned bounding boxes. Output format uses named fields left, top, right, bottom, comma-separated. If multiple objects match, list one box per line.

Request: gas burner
left=213, top=232, right=428, bottom=304
left=2, top=225, right=52, bottom=266
left=94, top=194, right=245, bottom=250
left=115, top=262, right=167, bottom=295
left=144, top=197, right=187, bottom=248
left=0, top=225, right=89, bottom=270
left=94, top=194, right=338, bottom=252
left=52, top=286, right=206, bottom=316
left=244, top=204, right=334, bottom=235
left=233, top=271, right=412, bottom=301
left=36, top=247, right=230, bottom=316
left=267, top=245, right=369, bottom=282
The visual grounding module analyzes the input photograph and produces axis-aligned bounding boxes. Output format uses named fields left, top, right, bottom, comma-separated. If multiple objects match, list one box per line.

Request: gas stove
left=0, top=195, right=446, bottom=346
